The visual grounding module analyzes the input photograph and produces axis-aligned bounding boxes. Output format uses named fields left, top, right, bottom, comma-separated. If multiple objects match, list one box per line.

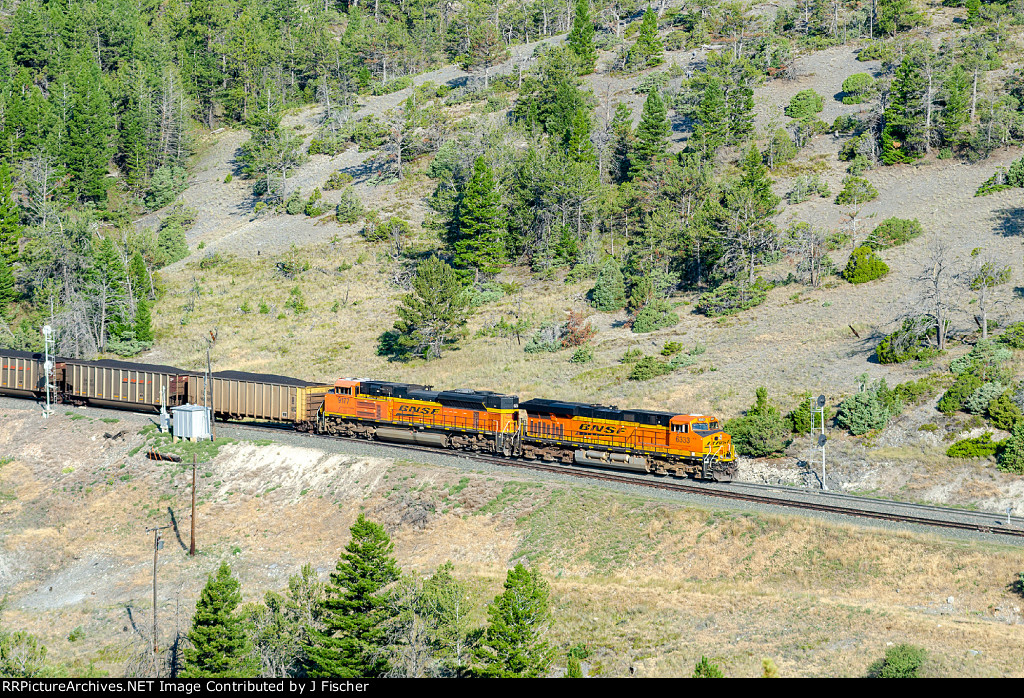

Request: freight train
left=0, top=348, right=736, bottom=481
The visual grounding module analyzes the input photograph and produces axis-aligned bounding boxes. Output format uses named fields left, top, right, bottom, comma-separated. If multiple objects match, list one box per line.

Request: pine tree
left=392, top=256, right=473, bottom=360
left=0, top=261, right=15, bottom=317
left=942, top=64, right=970, bottom=146
left=562, top=107, right=596, bottom=165
left=609, top=103, right=633, bottom=182
left=65, top=54, right=115, bottom=203
left=629, top=9, right=663, bottom=69
left=305, top=515, right=402, bottom=678
left=0, top=162, right=22, bottom=267
left=419, top=561, right=473, bottom=676
left=629, top=89, right=670, bottom=178
left=694, top=77, right=728, bottom=157
left=591, top=258, right=627, bottom=311
left=567, top=0, right=597, bottom=75
left=882, top=57, right=925, bottom=164
left=182, top=563, right=258, bottom=678
left=475, top=564, right=554, bottom=678
left=134, top=300, right=154, bottom=343
left=454, top=157, right=506, bottom=278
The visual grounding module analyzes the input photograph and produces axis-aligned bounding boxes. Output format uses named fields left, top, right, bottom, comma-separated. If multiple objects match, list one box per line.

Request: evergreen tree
left=65, top=55, right=115, bottom=203
left=942, top=65, right=970, bottom=146
left=563, top=108, right=596, bottom=165
left=693, top=77, right=728, bottom=157
left=591, top=258, right=627, bottom=311
left=0, top=162, right=22, bottom=267
left=999, top=419, right=1024, bottom=474
left=629, top=89, right=670, bottom=178
left=609, top=103, right=634, bottom=182
left=476, top=564, right=554, bottom=678
left=182, top=562, right=258, bottom=678
left=134, top=300, right=154, bottom=343
left=419, top=561, right=473, bottom=676
left=305, top=515, right=402, bottom=678
left=391, top=256, right=473, bottom=360
left=567, top=0, right=597, bottom=75
left=629, top=9, right=663, bottom=69
left=0, top=261, right=15, bottom=317
left=693, top=656, right=724, bottom=677
left=882, top=58, right=926, bottom=164
left=454, top=157, right=506, bottom=278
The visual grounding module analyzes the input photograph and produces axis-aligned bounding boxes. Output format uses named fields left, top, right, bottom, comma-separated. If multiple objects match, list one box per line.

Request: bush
left=725, top=387, right=793, bottom=457
left=524, top=324, right=562, bottom=354
left=988, top=389, right=1022, bottom=430
left=561, top=310, right=597, bottom=348
left=620, top=348, right=644, bottom=364
left=946, top=432, right=1002, bottom=459
left=843, top=246, right=888, bottom=284
left=836, top=377, right=900, bottom=435
left=999, top=322, right=1024, bottom=349
left=975, top=155, right=1024, bottom=197
left=841, top=73, right=875, bottom=104
left=304, top=188, right=326, bottom=217
left=866, top=218, right=923, bottom=250
left=335, top=187, right=364, bottom=224
left=692, top=656, right=724, bottom=678
left=786, top=393, right=830, bottom=433
left=628, top=356, right=673, bottom=381
left=224, top=173, right=233, bottom=183
left=154, top=211, right=193, bottom=268
left=847, top=154, right=871, bottom=175
left=788, top=174, right=831, bottom=204
left=570, top=346, right=594, bottom=363
left=695, top=279, right=772, bottom=317
left=661, top=341, right=683, bottom=356
left=630, top=300, right=678, bottom=333
left=875, top=318, right=934, bottom=364
left=938, top=372, right=984, bottom=415
left=307, top=138, right=347, bottom=156
left=999, top=420, right=1024, bottom=474
left=785, top=89, right=825, bottom=120
left=964, top=381, right=1007, bottom=414
left=867, top=644, right=927, bottom=678
left=324, top=171, right=355, bottom=190
left=835, top=175, right=878, bottom=205
left=284, top=285, right=308, bottom=314
left=285, top=191, right=305, bottom=215
left=893, top=376, right=943, bottom=406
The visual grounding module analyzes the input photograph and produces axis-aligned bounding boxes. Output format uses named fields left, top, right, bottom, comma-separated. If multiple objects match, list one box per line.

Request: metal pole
left=42, top=325, right=53, bottom=418
left=190, top=455, right=197, bottom=557
left=206, top=343, right=216, bottom=440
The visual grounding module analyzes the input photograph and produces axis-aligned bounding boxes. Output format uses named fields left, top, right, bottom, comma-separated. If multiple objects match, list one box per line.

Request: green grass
left=448, top=477, right=470, bottom=496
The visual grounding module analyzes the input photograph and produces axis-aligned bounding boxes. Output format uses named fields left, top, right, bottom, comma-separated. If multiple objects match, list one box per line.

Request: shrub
left=335, top=187, right=364, bottom=224
left=570, top=346, right=594, bottom=363
left=867, top=644, right=927, bottom=678
left=621, top=348, right=644, bottom=364
left=893, top=376, right=943, bottom=406
left=561, top=310, right=597, bottom=348
left=524, top=324, right=562, bottom=354
left=304, top=187, right=326, bottom=217
left=307, top=138, right=347, bottom=156
left=988, top=389, right=1022, bottom=431
left=964, top=381, right=1007, bottom=414
left=785, top=89, right=825, bottom=120
left=836, top=377, right=900, bottom=435
left=224, top=173, right=233, bottom=183
left=764, top=128, right=798, bottom=167
left=145, top=165, right=188, bottom=210
left=725, top=387, right=793, bottom=457
left=975, top=155, right=1024, bottom=197
left=661, top=342, right=683, bottom=357
left=999, top=322, right=1024, bottom=349
left=841, top=72, right=875, bottom=104
left=786, top=393, right=830, bottom=433
left=324, top=171, right=355, bottom=190
left=154, top=212, right=192, bottom=267
left=631, top=300, right=678, bottom=333
left=999, top=420, right=1024, bottom=474
left=835, top=176, right=878, bottom=205
left=946, top=432, right=1002, bottom=459
left=285, top=191, right=305, bottom=215
left=847, top=154, right=871, bottom=175
left=258, top=301, right=269, bottom=314
left=695, top=279, right=772, bottom=317
left=938, top=372, right=984, bottom=415
left=866, top=218, right=923, bottom=249
left=284, top=285, right=308, bottom=314
left=788, top=174, right=831, bottom=204
left=843, top=246, right=888, bottom=284
left=692, top=656, right=724, bottom=678
left=628, top=356, right=673, bottom=381
left=875, top=318, right=934, bottom=364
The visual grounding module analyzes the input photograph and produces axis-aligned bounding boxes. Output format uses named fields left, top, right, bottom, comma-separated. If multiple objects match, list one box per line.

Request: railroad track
left=217, top=421, right=1024, bottom=541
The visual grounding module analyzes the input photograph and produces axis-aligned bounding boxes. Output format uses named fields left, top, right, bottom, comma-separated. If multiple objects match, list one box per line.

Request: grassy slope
left=1, top=406, right=1023, bottom=677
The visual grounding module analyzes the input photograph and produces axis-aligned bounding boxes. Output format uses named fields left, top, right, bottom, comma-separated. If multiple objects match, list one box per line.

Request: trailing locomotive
left=0, top=348, right=736, bottom=482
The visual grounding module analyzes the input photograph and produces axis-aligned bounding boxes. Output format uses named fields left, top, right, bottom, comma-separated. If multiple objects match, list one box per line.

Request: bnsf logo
left=397, top=405, right=439, bottom=415
left=579, top=423, right=626, bottom=435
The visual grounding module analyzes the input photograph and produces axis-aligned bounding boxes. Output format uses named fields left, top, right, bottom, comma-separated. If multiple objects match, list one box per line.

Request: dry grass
left=2, top=404, right=1024, bottom=677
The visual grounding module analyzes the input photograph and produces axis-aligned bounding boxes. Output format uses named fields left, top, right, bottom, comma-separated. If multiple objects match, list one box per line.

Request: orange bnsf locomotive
left=317, top=379, right=736, bottom=481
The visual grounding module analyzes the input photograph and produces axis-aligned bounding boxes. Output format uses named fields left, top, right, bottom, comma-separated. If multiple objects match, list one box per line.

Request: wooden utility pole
left=190, top=455, right=197, bottom=557
left=147, top=524, right=171, bottom=678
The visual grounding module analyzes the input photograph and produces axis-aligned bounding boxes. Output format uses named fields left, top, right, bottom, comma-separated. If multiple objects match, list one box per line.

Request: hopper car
left=0, top=348, right=736, bottom=481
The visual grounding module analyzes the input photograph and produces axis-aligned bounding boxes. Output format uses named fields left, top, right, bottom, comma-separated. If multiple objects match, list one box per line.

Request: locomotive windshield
left=692, top=420, right=720, bottom=433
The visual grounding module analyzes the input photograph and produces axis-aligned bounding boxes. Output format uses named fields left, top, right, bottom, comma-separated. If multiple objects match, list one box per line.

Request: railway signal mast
left=816, top=395, right=827, bottom=491
left=42, top=325, right=54, bottom=418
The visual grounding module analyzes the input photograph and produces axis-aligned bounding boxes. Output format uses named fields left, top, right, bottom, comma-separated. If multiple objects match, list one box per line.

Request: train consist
left=1, top=348, right=736, bottom=481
